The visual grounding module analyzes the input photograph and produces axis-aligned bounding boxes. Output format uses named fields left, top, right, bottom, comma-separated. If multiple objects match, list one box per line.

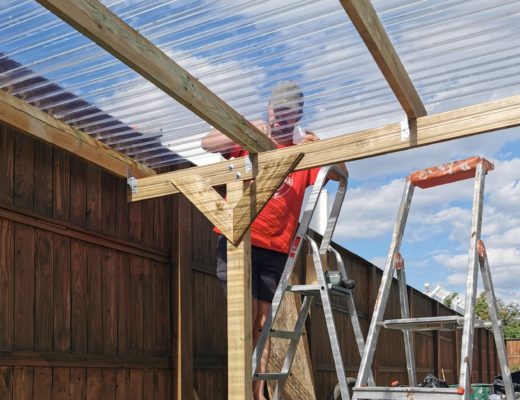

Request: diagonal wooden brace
left=170, top=152, right=303, bottom=246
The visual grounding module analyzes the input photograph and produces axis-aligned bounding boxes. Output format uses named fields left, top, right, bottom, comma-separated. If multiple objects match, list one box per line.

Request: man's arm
left=201, top=120, right=270, bottom=154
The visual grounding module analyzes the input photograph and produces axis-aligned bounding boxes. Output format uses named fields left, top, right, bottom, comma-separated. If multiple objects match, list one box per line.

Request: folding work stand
left=352, top=156, right=515, bottom=400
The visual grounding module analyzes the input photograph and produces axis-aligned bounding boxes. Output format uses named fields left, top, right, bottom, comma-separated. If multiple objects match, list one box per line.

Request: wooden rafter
left=36, top=0, right=276, bottom=154
left=339, top=0, right=426, bottom=119
left=171, top=153, right=303, bottom=245
left=131, top=93, right=520, bottom=202
left=0, top=89, right=155, bottom=178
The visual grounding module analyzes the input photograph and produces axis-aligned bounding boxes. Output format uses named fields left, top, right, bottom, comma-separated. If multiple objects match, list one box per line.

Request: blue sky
left=2, top=0, right=520, bottom=304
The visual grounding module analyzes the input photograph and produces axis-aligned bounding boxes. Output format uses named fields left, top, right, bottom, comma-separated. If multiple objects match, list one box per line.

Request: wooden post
left=226, top=180, right=253, bottom=400
left=174, top=196, right=193, bottom=399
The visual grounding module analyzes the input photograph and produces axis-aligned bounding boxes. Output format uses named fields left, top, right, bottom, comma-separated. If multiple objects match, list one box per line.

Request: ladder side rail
left=329, top=246, right=376, bottom=386
left=272, top=296, right=314, bottom=400
left=309, top=237, right=350, bottom=399
left=355, top=180, right=415, bottom=390
left=319, top=165, right=348, bottom=254
left=458, top=162, right=486, bottom=399
left=478, top=241, right=515, bottom=400
left=396, top=266, right=417, bottom=386
left=252, top=165, right=346, bottom=375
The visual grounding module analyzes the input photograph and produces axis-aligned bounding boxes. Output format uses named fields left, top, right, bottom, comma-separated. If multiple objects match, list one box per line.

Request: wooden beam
left=339, top=0, right=426, bottom=118
left=130, top=93, right=520, bottom=202
left=171, top=153, right=302, bottom=245
left=231, top=153, right=303, bottom=244
left=36, top=0, right=276, bottom=153
left=171, top=174, right=234, bottom=239
left=226, top=180, right=253, bottom=400
left=0, top=89, right=154, bottom=178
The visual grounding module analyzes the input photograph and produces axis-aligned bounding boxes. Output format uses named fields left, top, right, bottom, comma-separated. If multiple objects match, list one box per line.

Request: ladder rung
left=253, top=372, right=289, bottom=381
left=269, top=329, right=302, bottom=340
left=287, top=284, right=352, bottom=296
left=353, top=386, right=462, bottom=399
left=380, top=316, right=493, bottom=331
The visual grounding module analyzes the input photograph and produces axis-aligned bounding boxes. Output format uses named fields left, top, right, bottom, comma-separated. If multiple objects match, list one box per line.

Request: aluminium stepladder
left=352, top=156, right=515, bottom=400
left=252, top=165, right=375, bottom=400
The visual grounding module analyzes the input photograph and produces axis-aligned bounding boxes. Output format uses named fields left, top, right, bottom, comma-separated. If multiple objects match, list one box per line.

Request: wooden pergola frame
left=1, top=1, right=519, bottom=399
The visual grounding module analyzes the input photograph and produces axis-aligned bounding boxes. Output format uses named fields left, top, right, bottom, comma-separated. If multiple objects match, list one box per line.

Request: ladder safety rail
left=252, top=164, right=372, bottom=399
left=408, top=156, right=494, bottom=189
left=353, top=156, right=514, bottom=400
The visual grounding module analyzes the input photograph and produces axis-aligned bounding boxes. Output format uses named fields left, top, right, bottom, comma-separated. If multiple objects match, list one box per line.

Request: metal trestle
left=352, top=156, right=515, bottom=400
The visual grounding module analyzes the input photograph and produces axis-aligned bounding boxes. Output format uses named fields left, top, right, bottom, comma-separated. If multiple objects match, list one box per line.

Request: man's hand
left=300, top=130, right=320, bottom=144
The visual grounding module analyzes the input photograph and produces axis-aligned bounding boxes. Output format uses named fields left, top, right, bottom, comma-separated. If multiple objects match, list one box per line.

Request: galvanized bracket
left=244, top=154, right=253, bottom=173
left=400, top=119, right=410, bottom=141
left=127, top=176, right=138, bottom=194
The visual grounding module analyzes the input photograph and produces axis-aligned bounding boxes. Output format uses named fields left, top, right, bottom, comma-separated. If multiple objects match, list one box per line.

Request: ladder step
left=253, top=372, right=289, bottom=381
left=380, top=316, right=493, bottom=331
left=287, top=284, right=352, bottom=296
left=353, top=386, right=462, bottom=399
left=269, top=329, right=302, bottom=340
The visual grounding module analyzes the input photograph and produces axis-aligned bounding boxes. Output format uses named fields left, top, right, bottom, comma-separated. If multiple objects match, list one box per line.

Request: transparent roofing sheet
left=1, top=0, right=520, bottom=170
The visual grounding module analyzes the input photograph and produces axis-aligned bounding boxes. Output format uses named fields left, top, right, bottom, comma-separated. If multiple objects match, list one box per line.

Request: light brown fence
left=507, top=339, right=520, bottom=371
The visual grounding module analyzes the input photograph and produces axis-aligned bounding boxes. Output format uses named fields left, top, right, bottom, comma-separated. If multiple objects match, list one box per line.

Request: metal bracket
left=127, top=176, right=138, bottom=194
left=244, top=154, right=253, bottom=173
left=400, top=119, right=410, bottom=141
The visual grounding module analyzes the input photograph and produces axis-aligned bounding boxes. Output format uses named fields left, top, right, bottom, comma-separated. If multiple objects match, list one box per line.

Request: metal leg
left=309, top=238, right=350, bottom=400
left=458, top=164, right=486, bottom=399
left=478, top=241, right=515, bottom=400
left=331, top=246, right=376, bottom=387
left=396, top=264, right=417, bottom=386
left=355, top=181, right=415, bottom=390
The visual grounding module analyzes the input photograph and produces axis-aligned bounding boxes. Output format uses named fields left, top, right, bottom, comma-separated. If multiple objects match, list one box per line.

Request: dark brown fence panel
left=0, top=124, right=174, bottom=399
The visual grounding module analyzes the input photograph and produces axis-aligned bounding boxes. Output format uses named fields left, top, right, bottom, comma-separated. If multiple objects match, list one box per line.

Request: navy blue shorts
left=216, top=235, right=288, bottom=303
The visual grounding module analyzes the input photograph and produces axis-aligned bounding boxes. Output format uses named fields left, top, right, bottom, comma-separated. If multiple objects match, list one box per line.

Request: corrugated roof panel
left=1, top=0, right=519, bottom=169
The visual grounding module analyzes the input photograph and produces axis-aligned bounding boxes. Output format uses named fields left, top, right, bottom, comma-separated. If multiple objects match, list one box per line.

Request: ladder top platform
left=408, top=156, right=493, bottom=189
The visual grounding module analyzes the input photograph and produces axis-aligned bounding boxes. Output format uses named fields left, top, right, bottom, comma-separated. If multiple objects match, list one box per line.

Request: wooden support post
left=226, top=180, right=253, bottom=400
left=174, top=196, right=193, bottom=399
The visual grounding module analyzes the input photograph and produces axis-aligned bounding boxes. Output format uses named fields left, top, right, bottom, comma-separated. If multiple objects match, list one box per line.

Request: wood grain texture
left=53, top=234, right=71, bottom=353
left=171, top=175, right=233, bottom=239
left=0, top=219, right=14, bottom=351
left=339, top=0, right=426, bottom=118
left=232, top=153, right=302, bottom=244
left=226, top=180, right=252, bottom=400
left=14, top=224, right=34, bottom=351
left=0, top=90, right=155, bottom=178
left=35, top=0, right=276, bottom=153
left=0, top=125, right=14, bottom=206
left=131, top=94, right=520, bottom=202
left=174, top=196, right=193, bottom=400
left=34, top=230, right=53, bottom=352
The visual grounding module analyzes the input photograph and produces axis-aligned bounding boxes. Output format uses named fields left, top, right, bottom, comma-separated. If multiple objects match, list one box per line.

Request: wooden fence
left=507, top=339, right=520, bottom=371
left=0, top=123, right=174, bottom=399
left=0, top=122, right=500, bottom=399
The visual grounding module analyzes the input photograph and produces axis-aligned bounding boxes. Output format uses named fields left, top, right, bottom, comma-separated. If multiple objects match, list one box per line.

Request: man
left=202, top=81, right=346, bottom=400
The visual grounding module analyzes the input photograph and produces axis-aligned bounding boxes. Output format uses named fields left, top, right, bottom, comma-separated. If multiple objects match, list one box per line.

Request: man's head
left=268, top=81, right=304, bottom=142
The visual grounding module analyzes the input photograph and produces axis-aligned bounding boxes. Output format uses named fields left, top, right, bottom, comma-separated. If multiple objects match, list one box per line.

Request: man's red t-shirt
left=216, top=144, right=320, bottom=254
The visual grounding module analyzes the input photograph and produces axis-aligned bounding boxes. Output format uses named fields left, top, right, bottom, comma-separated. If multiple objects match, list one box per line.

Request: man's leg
left=253, top=299, right=271, bottom=400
